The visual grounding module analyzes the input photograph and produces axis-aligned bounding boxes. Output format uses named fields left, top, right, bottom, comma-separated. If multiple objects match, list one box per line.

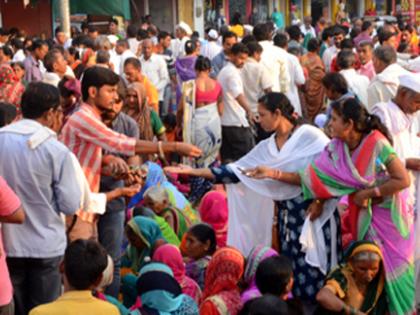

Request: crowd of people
left=0, top=10, right=420, bottom=315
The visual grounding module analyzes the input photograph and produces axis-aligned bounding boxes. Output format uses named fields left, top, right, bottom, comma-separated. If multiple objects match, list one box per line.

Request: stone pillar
left=57, top=0, right=70, bottom=37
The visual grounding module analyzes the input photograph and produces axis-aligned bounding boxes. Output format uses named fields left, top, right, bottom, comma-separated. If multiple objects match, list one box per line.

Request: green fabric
left=154, top=215, right=181, bottom=246
left=163, top=206, right=190, bottom=240
left=150, top=109, right=165, bottom=136
left=386, top=265, right=415, bottom=315
left=52, top=0, right=131, bottom=20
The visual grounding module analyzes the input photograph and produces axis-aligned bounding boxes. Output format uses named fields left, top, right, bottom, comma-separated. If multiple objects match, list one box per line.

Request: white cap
left=399, top=73, right=420, bottom=94
left=208, top=29, right=218, bottom=39
left=177, top=21, right=193, bottom=35
left=244, top=24, right=253, bottom=33
left=314, top=113, right=328, bottom=128
left=107, top=35, right=118, bottom=45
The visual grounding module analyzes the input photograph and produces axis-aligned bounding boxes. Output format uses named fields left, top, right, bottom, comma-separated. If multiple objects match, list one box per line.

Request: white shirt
left=140, top=54, right=170, bottom=101
left=322, top=45, right=338, bottom=72
left=12, top=49, right=26, bottom=62
left=109, top=49, right=121, bottom=75
left=201, top=41, right=222, bottom=60
left=258, top=41, right=290, bottom=93
left=128, top=38, right=140, bottom=55
left=118, top=49, right=136, bottom=75
left=367, top=63, right=410, bottom=111
left=218, top=62, right=249, bottom=127
left=285, top=51, right=305, bottom=115
left=339, top=68, right=370, bottom=106
left=300, top=24, right=316, bottom=38
left=241, top=58, right=272, bottom=114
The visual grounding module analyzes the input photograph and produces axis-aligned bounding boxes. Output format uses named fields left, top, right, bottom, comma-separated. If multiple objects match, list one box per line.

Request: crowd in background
left=1, top=9, right=420, bottom=315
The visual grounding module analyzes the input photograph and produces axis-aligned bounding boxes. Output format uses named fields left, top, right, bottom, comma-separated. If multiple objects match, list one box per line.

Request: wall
left=0, top=0, right=52, bottom=37
left=178, top=0, right=194, bottom=28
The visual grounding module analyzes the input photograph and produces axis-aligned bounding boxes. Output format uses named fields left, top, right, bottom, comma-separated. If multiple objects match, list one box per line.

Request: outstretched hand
left=175, top=143, right=202, bottom=158
left=244, top=166, right=274, bottom=179
left=164, top=164, right=193, bottom=175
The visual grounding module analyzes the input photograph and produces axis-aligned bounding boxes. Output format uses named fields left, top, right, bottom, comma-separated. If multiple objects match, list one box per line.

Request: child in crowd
left=29, top=239, right=119, bottom=315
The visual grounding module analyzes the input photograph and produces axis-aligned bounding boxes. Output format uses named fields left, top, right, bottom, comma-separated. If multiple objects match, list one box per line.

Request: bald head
left=142, top=38, right=154, bottom=60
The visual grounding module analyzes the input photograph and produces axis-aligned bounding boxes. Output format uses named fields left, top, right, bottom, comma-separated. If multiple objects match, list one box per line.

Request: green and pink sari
left=300, top=130, right=415, bottom=315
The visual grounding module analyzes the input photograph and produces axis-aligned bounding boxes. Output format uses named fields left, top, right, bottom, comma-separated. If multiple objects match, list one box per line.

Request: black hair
left=333, top=25, right=347, bottom=36
left=239, top=294, right=289, bottom=315
left=231, top=42, right=249, bottom=55
left=358, top=41, right=373, bottom=49
left=137, top=29, right=149, bottom=40
left=340, top=38, right=354, bottom=50
left=362, top=21, right=372, bottom=32
left=124, top=57, right=142, bottom=70
left=241, top=35, right=257, bottom=45
left=188, top=223, right=217, bottom=255
left=195, top=55, right=211, bottom=72
left=397, top=42, right=410, bottom=53
left=58, top=76, right=75, bottom=98
left=158, top=31, right=171, bottom=42
left=55, top=26, right=63, bottom=35
left=373, top=45, right=397, bottom=65
left=116, top=39, right=129, bottom=48
left=21, top=82, right=60, bottom=119
left=185, top=40, right=197, bottom=55
left=321, top=26, right=334, bottom=41
left=127, top=24, right=138, bottom=38
left=273, top=33, right=288, bottom=48
left=0, top=27, right=9, bottom=36
left=286, top=25, right=302, bottom=41
left=378, top=28, right=396, bottom=45
left=231, top=12, right=243, bottom=25
left=81, top=67, right=120, bottom=101
left=256, top=256, right=293, bottom=296
left=253, top=23, right=271, bottom=41
left=43, top=49, right=62, bottom=72
left=67, top=46, right=80, bottom=60
left=11, top=61, right=24, bottom=70
left=321, top=72, right=348, bottom=95
left=246, top=42, right=263, bottom=56
left=30, top=39, right=48, bottom=52
left=110, top=18, right=118, bottom=26
left=88, top=25, right=98, bottom=34
left=337, top=49, right=356, bottom=69
left=307, top=38, right=320, bottom=52
left=0, top=45, right=13, bottom=59
left=0, top=102, right=17, bottom=127
left=162, top=113, right=177, bottom=129
left=222, top=31, right=237, bottom=44
left=10, top=38, right=24, bottom=50
left=64, top=239, right=108, bottom=290
left=350, top=27, right=361, bottom=40
left=258, top=92, right=299, bottom=126
left=331, top=98, right=393, bottom=144
left=96, top=49, right=110, bottom=64
left=288, top=46, right=302, bottom=57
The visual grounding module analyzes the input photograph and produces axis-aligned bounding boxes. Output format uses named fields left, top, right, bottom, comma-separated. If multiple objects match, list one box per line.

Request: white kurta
left=340, top=68, right=370, bottom=107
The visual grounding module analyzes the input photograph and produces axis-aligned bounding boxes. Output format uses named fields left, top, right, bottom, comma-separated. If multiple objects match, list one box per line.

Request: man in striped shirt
left=61, top=66, right=201, bottom=240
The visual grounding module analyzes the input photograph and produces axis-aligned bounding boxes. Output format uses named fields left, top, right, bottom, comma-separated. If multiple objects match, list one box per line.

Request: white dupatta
left=226, top=124, right=331, bottom=258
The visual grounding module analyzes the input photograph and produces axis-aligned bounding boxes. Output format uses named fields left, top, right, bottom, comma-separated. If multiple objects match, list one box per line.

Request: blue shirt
left=211, top=51, right=227, bottom=78
left=0, top=119, right=81, bottom=258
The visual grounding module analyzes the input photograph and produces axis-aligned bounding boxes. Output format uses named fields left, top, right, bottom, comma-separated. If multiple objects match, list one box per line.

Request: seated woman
left=128, top=162, right=199, bottom=224
left=241, top=245, right=278, bottom=303
left=198, top=191, right=228, bottom=248
left=144, top=186, right=192, bottom=240
left=121, top=216, right=166, bottom=307
left=130, top=262, right=198, bottom=315
left=200, top=247, right=245, bottom=315
left=184, top=223, right=217, bottom=290
left=153, top=244, right=202, bottom=303
left=315, top=241, right=387, bottom=315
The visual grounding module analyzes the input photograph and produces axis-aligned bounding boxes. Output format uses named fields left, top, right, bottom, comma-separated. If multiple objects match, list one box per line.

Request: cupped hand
left=120, top=184, right=142, bottom=197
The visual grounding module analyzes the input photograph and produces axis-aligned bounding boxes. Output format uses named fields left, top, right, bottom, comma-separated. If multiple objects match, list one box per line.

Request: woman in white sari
left=177, top=56, right=223, bottom=203
left=167, top=92, right=341, bottom=308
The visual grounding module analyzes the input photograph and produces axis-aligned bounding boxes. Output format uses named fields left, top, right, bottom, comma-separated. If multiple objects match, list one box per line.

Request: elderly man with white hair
left=172, top=21, right=192, bottom=58
left=371, top=73, right=420, bottom=307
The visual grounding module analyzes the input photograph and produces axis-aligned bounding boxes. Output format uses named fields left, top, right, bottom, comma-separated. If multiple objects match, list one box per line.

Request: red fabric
left=201, top=247, right=244, bottom=315
left=347, top=130, right=384, bottom=241
left=153, top=244, right=202, bottom=303
left=195, top=82, right=222, bottom=104
left=198, top=191, right=228, bottom=248
left=0, top=65, right=25, bottom=114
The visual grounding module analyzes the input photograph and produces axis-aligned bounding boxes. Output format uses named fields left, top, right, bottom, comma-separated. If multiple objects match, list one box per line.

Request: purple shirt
left=23, top=55, right=43, bottom=83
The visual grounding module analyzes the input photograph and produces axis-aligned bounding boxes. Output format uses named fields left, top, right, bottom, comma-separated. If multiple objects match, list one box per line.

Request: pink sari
left=198, top=191, right=228, bottom=248
left=152, top=244, right=202, bottom=303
